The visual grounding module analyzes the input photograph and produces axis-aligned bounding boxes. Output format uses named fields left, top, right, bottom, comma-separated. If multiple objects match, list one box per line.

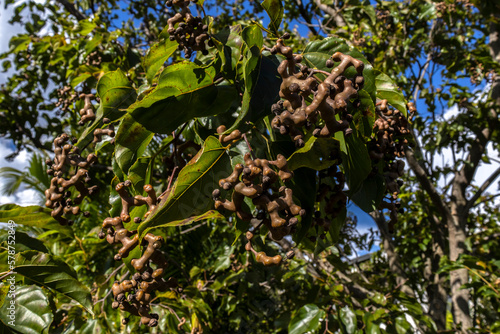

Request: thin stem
left=242, top=133, right=256, bottom=160
left=98, top=263, right=125, bottom=287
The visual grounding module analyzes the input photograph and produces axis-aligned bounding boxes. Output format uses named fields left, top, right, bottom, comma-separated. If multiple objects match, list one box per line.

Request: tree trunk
left=448, top=203, right=471, bottom=331
left=424, top=216, right=447, bottom=331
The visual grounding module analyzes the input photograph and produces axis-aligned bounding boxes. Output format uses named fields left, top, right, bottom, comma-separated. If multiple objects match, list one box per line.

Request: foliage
left=0, top=0, right=499, bottom=333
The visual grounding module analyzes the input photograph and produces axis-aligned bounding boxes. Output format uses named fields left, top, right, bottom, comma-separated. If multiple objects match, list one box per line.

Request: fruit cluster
left=55, top=85, right=77, bottom=114
left=213, top=152, right=303, bottom=265
left=166, top=0, right=210, bottom=57
left=99, top=181, right=177, bottom=327
left=45, top=134, right=98, bottom=225
left=270, top=38, right=364, bottom=147
left=369, top=100, right=413, bottom=231
left=78, top=93, right=96, bottom=126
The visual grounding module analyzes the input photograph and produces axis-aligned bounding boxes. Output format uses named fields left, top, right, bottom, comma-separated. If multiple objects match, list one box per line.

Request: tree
left=0, top=0, right=499, bottom=333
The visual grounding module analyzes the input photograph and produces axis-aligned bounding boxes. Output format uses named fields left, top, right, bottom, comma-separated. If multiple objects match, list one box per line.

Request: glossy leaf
left=226, top=25, right=263, bottom=132
left=137, top=136, right=232, bottom=238
left=143, top=38, right=178, bottom=83
left=211, top=25, right=244, bottom=81
left=261, top=0, right=284, bottom=35
left=0, top=204, right=73, bottom=237
left=127, top=62, right=239, bottom=134
left=114, top=114, right=154, bottom=174
left=96, top=69, right=137, bottom=117
left=339, top=306, right=357, bottom=334
left=341, top=128, right=371, bottom=194
left=128, top=157, right=152, bottom=194
left=288, top=304, right=325, bottom=334
left=374, top=71, right=407, bottom=116
left=76, top=69, right=136, bottom=148
left=227, top=54, right=281, bottom=133
left=287, top=136, right=340, bottom=171
left=0, top=285, right=53, bottom=334
left=141, top=210, right=224, bottom=238
left=10, top=250, right=93, bottom=316
left=352, top=89, right=376, bottom=138
left=0, top=231, right=48, bottom=253
left=350, top=174, right=385, bottom=213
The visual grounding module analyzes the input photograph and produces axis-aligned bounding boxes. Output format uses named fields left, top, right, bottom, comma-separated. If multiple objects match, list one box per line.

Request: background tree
left=0, top=0, right=499, bottom=333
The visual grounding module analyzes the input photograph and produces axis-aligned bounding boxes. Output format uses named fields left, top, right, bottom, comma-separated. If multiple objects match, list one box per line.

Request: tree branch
left=465, top=166, right=500, bottom=212
left=295, top=0, right=318, bottom=35
left=405, top=147, right=454, bottom=222
left=55, top=0, right=86, bottom=21
left=313, top=0, right=346, bottom=27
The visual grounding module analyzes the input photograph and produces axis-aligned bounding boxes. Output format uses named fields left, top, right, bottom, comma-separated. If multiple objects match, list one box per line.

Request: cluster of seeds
left=99, top=181, right=177, bottom=327
left=85, top=50, right=102, bottom=67
left=368, top=100, right=413, bottom=231
left=270, top=37, right=364, bottom=147
left=166, top=0, right=211, bottom=57
left=212, top=151, right=303, bottom=265
left=78, top=93, right=96, bottom=126
left=55, top=86, right=77, bottom=114
left=45, top=134, right=97, bottom=225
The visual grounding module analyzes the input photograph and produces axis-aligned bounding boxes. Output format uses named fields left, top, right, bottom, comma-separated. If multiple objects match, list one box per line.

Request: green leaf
left=350, top=173, right=385, bottom=213
left=0, top=232, right=48, bottom=253
left=287, top=136, right=340, bottom=171
left=10, top=250, right=93, bottom=316
left=73, top=20, right=96, bottom=35
left=288, top=304, right=325, bottom=334
left=341, top=128, right=371, bottom=194
left=329, top=206, right=346, bottom=243
left=143, top=38, right=178, bottom=83
left=374, top=71, right=407, bottom=116
left=8, top=35, right=30, bottom=53
left=352, top=89, right=376, bottom=138
left=142, top=210, right=223, bottom=238
left=137, top=136, right=232, bottom=238
left=114, top=114, right=154, bottom=174
left=339, top=306, right=356, bottom=334
left=242, top=23, right=264, bottom=49
left=128, top=62, right=239, bottom=134
left=302, top=37, right=375, bottom=98
left=97, top=69, right=137, bottom=117
left=76, top=69, right=136, bottom=149
left=228, top=54, right=281, bottom=133
left=0, top=285, right=53, bottom=334
left=0, top=205, right=73, bottom=237
left=128, top=157, right=152, bottom=194
left=418, top=2, right=436, bottom=20
left=211, top=25, right=244, bottom=81
left=226, top=25, right=263, bottom=132
left=261, top=0, right=284, bottom=36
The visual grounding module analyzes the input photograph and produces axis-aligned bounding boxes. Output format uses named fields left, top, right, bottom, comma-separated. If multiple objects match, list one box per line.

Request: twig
left=55, top=0, right=86, bottom=20
left=242, top=133, right=256, bottom=159
left=0, top=271, right=15, bottom=281
left=167, top=166, right=178, bottom=192
left=153, top=303, right=183, bottom=323
left=98, top=263, right=125, bottom=287
left=180, top=221, right=207, bottom=234
left=465, top=166, right=500, bottom=212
